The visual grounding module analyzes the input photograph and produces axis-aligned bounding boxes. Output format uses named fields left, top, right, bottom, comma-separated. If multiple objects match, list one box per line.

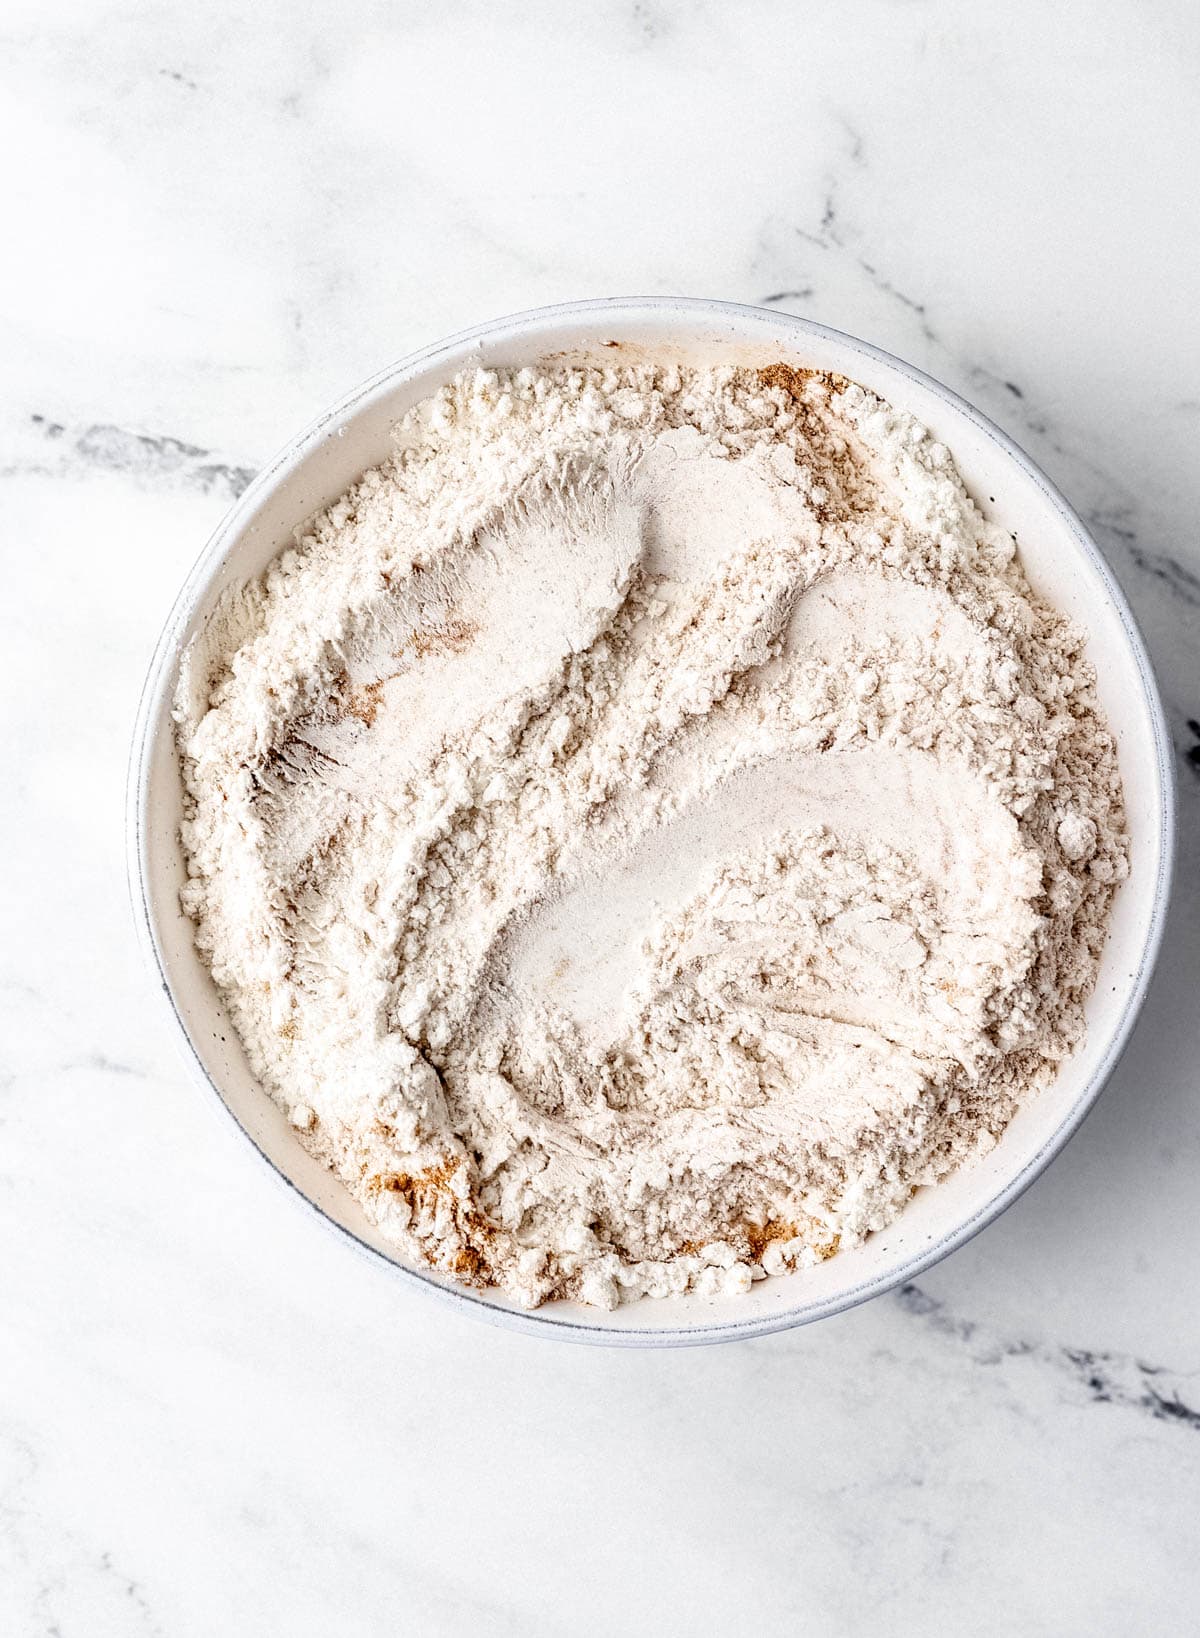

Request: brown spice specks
left=681, top=1219, right=841, bottom=1267
left=742, top=1217, right=802, bottom=1262
left=343, top=618, right=481, bottom=726
left=741, top=1218, right=841, bottom=1265
left=405, top=615, right=479, bottom=661
left=374, top=1161, right=495, bottom=1286
left=345, top=677, right=389, bottom=725
left=757, top=363, right=848, bottom=398
left=377, top=1158, right=461, bottom=1199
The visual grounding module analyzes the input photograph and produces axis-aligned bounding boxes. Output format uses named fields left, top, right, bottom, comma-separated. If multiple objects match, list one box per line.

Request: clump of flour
left=176, top=360, right=1126, bottom=1309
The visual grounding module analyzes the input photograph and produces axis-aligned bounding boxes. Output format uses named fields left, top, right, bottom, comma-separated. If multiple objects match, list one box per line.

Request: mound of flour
left=176, top=361, right=1126, bottom=1308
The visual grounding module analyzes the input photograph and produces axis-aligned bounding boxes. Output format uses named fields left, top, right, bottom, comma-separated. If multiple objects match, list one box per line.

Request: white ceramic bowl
left=129, top=299, right=1174, bottom=1346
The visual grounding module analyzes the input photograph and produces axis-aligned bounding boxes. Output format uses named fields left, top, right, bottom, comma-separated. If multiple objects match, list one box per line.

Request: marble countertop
left=3, top=2, right=1198, bottom=1631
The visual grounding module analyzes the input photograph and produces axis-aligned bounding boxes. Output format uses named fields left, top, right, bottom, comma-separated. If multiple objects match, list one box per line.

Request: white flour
left=176, top=361, right=1126, bottom=1308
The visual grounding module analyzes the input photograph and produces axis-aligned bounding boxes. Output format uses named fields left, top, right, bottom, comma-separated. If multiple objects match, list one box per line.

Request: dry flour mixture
left=176, top=361, right=1126, bottom=1309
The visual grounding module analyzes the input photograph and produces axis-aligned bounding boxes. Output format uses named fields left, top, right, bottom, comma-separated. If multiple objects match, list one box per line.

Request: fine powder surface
left=176, top=361, right=1127, bottom=1309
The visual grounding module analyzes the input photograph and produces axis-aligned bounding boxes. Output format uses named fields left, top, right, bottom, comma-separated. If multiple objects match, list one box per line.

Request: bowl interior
left=133, top=302, right=1170, bottom=1343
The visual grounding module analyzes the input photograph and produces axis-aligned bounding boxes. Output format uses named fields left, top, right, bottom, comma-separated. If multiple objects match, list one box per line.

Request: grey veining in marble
left=2, top=1, right=1198, bottom=1632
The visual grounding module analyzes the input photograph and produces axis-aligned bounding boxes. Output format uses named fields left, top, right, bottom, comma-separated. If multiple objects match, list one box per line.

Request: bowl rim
left=127, top=296, right=1177, bottom=1347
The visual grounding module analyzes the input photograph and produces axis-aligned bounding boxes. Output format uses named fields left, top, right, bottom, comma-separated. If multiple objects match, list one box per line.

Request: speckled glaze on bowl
left=128, top=299, right=1174, bottom=1346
